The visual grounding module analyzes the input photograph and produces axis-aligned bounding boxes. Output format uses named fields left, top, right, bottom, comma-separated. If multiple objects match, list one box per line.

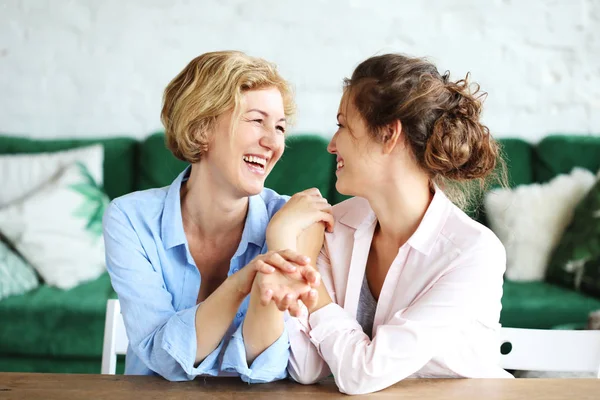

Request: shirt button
left=236, top=312, right=244, bottom=318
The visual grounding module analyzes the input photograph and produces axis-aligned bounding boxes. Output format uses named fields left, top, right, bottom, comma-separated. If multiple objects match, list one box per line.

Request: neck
left=366, top=171, right=433, bottom=248
left=180, top=164, right=248, bottom=239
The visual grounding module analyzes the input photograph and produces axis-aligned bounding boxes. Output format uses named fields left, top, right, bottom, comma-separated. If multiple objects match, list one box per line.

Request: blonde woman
left=103, top=51, right=332, bottom=382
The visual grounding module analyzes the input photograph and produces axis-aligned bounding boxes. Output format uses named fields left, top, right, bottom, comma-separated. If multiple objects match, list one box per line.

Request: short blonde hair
left=161, top=51, right=296, bottom=163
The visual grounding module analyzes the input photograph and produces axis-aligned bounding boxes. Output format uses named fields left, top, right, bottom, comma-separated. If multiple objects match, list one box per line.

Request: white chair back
left=101, top=299, right=129, bottom=374
left=499, top=327, right=600, bottom=377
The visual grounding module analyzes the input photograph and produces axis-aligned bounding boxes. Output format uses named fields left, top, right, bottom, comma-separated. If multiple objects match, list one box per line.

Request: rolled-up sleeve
left=221, top=319, right=290, bottom=383
left=103, top=202, right=221, bottom=381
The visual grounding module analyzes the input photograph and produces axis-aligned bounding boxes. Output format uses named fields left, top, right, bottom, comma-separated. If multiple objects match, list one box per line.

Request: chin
left=335, top=180, right=353, bottom=197
left=239, top=182, right=264, bottom=197
left=336, top=176, right=366, bottom=198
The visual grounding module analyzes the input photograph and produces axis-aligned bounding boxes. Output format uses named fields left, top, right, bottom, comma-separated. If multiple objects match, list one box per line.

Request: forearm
left=310, top=283, right=333, bottom=313
left=194, top=278, right=244, bottom=364
left=268, top=223, right=331, bottom=312
left=242, top=279, right=285, bottom=364
left=241, top=223, right=327, bottom=364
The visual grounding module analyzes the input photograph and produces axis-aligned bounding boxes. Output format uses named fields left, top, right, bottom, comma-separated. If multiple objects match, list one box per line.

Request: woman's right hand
left=227, top=249, right=316, bottom=299
left=266, top=188, right=334, bottom=250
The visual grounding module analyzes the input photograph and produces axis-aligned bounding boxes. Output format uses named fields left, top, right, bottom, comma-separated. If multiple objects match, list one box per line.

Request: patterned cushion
left=0, top=162, right=108, bottom=289
left=0, top=240, right=39, bottom=300
left=546, top=174, right=600, bottom=297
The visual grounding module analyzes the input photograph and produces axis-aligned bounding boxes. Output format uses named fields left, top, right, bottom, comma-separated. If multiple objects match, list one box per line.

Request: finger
left=288, top=301, right=302, bottom=317
left=277, top=249, right=311, bottom=266
left=300, top=289, right=318, bottom=311
left=277, top=293, right=295, bottom=312
left=255, top=260, right=276, bottom=274
left=307, top=194, right=328, bottom=204
left=320, top=212, right=335, bottom=233
left=260, top=288, right=274, bottom=306
left=302, top=188, right=322, bottom=197
left=311, top=198, right=331, bottom=208
left=301, top=267, right=321, bottom=287
left=267, top=252, right=297, bottom=272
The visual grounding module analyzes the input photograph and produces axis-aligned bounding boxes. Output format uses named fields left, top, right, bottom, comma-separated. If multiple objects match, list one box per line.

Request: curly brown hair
left=345, top=53, right=507, bottom=209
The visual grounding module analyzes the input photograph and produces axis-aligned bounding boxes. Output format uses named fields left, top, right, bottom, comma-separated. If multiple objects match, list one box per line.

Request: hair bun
left=424, top=75, right=498, bottom=181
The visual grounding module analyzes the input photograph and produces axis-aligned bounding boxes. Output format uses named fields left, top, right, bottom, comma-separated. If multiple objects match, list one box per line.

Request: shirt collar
left=338, top=186, right=452, bottom=255
left=161, top=166, right=269, bottom=254
left=406, top=185, right=452, bottom=255
left=233, top=193, right=269, bottom=258
left=161, top=166, right=190, bottom=249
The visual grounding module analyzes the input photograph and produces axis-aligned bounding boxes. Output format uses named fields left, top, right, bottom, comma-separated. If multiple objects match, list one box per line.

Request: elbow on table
left=334, top=374, right=389, bottom=396
left=288, top=368, right=329, bottom=386
left=151, top=365, right=196, bottom=382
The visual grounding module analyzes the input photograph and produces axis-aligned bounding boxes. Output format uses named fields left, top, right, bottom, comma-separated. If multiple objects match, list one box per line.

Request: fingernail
left=268, top=267, right=275, bottom=273
left=309, top=289, right=317, bottom=297
left=303, top=256, right=311, bottom=263
left=286, top=294, right=293, bottom=300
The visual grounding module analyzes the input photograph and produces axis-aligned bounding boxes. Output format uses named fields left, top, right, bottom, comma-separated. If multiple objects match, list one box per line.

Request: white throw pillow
left=0, top=240, right=39, bottom=300
left=0, top=145, right=104, bottom=208
left=0, top=162, right=108, bottom=289
left=484, top=168, right=596, bottom=281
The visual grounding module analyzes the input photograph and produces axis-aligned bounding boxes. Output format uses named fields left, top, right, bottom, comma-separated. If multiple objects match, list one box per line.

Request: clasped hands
left=252, top=250, right=321, bottom=316
left=229, top=188, right=333, bottom=316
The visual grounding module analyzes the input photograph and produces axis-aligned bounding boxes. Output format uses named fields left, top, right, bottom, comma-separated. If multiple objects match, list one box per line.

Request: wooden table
left=0, top=373, right=598, bottom=399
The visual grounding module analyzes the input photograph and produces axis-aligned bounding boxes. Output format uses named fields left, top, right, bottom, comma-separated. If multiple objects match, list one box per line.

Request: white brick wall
left=0, top=0, right=598, bottom=142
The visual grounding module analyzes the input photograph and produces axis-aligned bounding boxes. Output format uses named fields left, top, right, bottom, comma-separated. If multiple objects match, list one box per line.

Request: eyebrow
left=246, top=109, right=286, bottom=123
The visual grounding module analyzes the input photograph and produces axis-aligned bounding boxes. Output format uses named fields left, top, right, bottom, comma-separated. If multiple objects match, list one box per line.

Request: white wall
left=0, top=0, right=599, bottom=142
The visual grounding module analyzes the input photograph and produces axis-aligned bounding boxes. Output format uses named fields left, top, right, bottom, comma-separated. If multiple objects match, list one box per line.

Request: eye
left=252, top=119, right=264, bottom=124
left=276, top=125, right=286, bottom=134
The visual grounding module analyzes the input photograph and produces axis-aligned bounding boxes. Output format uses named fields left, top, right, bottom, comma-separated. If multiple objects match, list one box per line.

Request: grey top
left=356, top=274, right=378, bottom=339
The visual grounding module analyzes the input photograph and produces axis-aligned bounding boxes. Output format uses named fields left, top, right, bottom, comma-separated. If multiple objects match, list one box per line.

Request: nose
left=259, top=126, right=279, bottom=150
left=327, top=131, right=338, bottom=154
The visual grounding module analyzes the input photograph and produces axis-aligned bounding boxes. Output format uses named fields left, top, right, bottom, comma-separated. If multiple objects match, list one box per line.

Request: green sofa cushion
left=137, top=133, right=336, bottom=201
left=534, top=135, right=600, bottom=183
left=0, top=273, right=115, bottom=358
left=0, top=135, right=137, bottom=200
left=500, top=280, right=600, bottom=329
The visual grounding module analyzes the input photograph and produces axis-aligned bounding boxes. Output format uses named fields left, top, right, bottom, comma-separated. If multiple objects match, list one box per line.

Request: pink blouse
left=287, top=190, right=513, bottom=395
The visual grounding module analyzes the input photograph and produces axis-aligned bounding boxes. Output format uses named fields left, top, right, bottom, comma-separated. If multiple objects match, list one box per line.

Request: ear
left=382, top=119, right=402, bottom=155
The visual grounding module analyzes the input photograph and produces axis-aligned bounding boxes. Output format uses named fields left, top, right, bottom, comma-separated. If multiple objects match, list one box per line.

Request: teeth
left=243, top=155, right=267, bottom=167
left=337, top=160, right=344, bottom=170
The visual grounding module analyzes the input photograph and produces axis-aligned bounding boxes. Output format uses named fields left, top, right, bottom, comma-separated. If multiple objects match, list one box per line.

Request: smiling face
left=327, top=90, right=383, bottom=197
left=203, top=87, right=286, bottom=197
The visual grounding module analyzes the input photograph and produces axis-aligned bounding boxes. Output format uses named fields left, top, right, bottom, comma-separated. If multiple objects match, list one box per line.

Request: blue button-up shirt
left=102, top=167, right=290, bottom=382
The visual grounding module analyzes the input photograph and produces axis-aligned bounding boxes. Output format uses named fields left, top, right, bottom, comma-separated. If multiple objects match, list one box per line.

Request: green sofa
left=1, top=132, right=600, bottom=374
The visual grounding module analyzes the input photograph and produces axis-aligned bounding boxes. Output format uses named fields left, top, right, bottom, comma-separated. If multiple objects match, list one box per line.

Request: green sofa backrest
left=534, top=135, right=600, bottom=183
left=1, top=133, right=598, bottom=208
left=0, top=135, right=137, bottom=200
left=465, top=135, right=599, bottom=222
left=499, top=138, right=535, bottom=188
